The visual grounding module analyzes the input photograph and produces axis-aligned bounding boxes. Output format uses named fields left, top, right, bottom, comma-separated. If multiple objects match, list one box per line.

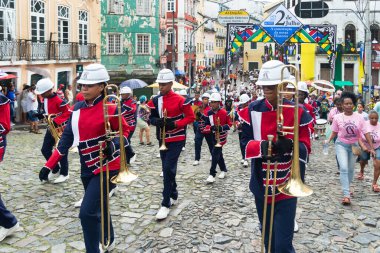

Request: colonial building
left=100, top=0, right=161, bottom=83
left=0, top=0, right=99, bottom=90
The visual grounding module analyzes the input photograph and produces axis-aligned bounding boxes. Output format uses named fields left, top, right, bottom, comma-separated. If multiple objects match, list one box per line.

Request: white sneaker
left=156, top=206, right=170, bottom=220
left=99, top=239, right=116, bottom=253
left=243, top=160, right=249, bottom=167
left=240, top=159, right=245, bottom=164
left=209, top=156, right=212, bottom=161
left=294, top=220, right=299, bottom=233
left=74, top=198, right=83, bottom=208
left=156, top=153, right=161, bottom=158
left=193, top=160, right=199, bottom=166
left=109, top=186, right=119, bottom=198
left=206, top=175, right=215, bottom=183
left=170, top=198, right=178, bottom=206
left=182, top=147, right=186, bottom=151
left=0, top=222, right=20, bottom=242
left=130, top=153, right=137, bottom=164
left=160, top=171, right=163, bottom=177
left=218, top=171, right=226, bottom=179
left=53, top=174, right=69, bottom=184
left=48, top=171, right=59, bottom=181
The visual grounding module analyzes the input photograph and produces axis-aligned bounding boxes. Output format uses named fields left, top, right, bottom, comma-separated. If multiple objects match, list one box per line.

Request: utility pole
left=172, top=10, right=176, bottom=74
left=364, top=0, right=372, bottom=102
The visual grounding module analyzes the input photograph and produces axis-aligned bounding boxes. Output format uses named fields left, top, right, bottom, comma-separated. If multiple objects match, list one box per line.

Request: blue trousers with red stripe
left=254, top=197, right=297, bottom=253
left=160, top=141, right=184, bottom=208
left=194, top=130, right=213, bottom=161
left=79, top=170, right=118, bottom=253
left=126, top=128, right=135, bottom=164
left=205, top=134, right=227, bottom=177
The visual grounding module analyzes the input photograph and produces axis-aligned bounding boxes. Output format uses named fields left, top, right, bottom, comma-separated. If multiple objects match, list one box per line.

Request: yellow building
left=195, top=0, right=206, bottom=70
left=243, top=42, right=266, bottom=71
left=0, top=0, right=100, bottom=98
left=214, top=21, right=226, bottom=70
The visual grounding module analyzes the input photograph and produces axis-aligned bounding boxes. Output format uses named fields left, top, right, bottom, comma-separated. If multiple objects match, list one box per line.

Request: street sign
left=261, top=4, right=302, bottom=45
left=217, top=10, right=250, bottom=26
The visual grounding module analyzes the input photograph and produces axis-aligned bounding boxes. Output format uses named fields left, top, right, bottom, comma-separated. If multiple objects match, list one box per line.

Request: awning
left=333, top=80, right=354, bottom=88
left=0, top=74, right=17, bottom=80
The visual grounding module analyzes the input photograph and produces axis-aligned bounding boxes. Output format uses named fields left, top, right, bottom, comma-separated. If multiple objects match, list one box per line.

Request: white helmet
left=120, top=86, right=132, bottom=94
left=179, top=89, right=187, bottom=96
left=77, top=64, right=110, bottom=85
left=209, top=92, right=222, bottom=102
left=201, top=93, right=210, bottom=99
left=156, top=69, right=175, bottom=83
left=256, top=60, right=290, bottom=86
left=239, top=94, right=250, bottom=105
left=298, top=81, right=309, bottom=93
left=286, top=83, right=295, bottom=89
left=35, top=78, right=54, bottom=94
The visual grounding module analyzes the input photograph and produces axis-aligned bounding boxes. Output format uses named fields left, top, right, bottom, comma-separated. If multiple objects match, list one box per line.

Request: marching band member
left=245, top=60, right=312, bottom=252
left=193, top=93, right=212, bottom=166
left=39, top=64, right=131, bottom=252
left=192, top=91, right=202, bottom=135
left=0, top=92, right=19, bottom=242
left=236, top=93, right=251, bottom=168
left=147, top=69, right=195, bottom=220
left=120, top=86, right=137, bottom=164
left=35, top=78, right=71, bottom=184
left=203, top=92, right=232, bottom=183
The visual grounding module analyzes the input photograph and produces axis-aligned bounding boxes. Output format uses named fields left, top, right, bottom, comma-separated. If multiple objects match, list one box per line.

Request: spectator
left=20, top=84, right=31, bottom=124
left=5, top=83, right=17, bottom=124
left=26, top=86, right=40, bottom=133
left=137, top=95, right=151, bottom=145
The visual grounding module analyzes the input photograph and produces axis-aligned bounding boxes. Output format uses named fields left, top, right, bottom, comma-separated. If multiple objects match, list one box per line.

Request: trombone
left=214, top=117, right=222, bottom=147
left=159, top=109, right=168, bottom=151
left=47, top=114, right=65, bottom=146
left=261, top=65, right=313, bottom=253
left=98, top=84, right=138, bottom=250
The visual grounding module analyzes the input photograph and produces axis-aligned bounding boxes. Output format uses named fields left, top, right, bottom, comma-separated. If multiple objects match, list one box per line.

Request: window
left=0, top=0, right=15, bottom=41
left=136, top=0, right=150, bottom=16
left=58, top=6, right=69, bottom=44
left=167, top=28, right=173, bottom=45
left=107, top=33, right=122, bottom=54
left=109, top=0, right=124, bottom=14
left=31, top=0, right=45, bottom=42
left=167, top=0, right=174, bottom=12
left=344, top=24, right=356, bottom=52
left=251, top=42, right=257, bottom=49
left=136, top=34, right=150, bottom=54
left=371, top=24, right=380, bottom=43
left=248, top=62, right=259, bottom=71
left=79, top=10, right=88, bottom=44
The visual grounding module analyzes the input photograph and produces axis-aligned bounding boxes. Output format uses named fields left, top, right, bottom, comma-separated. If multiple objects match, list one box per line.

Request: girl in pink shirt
left=326, top=92, right=375, bottom=205
left=358, top=111, right=380, bottom=192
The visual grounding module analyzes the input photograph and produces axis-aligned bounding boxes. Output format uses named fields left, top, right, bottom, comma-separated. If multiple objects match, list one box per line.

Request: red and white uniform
left=44, top=93, right=71, bottom=125
left=302, top=102, right=316, bottom=135
left=203, top=108, right=232, bottom=145
left=198, top=105, right=211, bottom=132
left=0, top=94, right=10, bottom=162
left=147, top=90, right=195, bottom=143
left=192, top=98, right=202, bottom=107
left=44, top=95, right=131, bottom=177
left=121, top=98, right=137, bottom=132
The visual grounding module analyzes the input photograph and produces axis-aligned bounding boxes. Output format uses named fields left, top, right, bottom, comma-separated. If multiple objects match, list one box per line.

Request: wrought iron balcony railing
left=0, top=39, right=97, bottom=61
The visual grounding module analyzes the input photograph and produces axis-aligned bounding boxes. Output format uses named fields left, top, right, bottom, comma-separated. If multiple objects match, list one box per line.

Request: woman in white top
left=26, top=86, right=40, bottom=133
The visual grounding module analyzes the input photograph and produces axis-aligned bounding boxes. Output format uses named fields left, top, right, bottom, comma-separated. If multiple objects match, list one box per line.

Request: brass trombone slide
left=159, top=109, right=168, bottom=151
left=98, top=84, right=138, bottom=250
left=214, top=117, right=222, bottom=147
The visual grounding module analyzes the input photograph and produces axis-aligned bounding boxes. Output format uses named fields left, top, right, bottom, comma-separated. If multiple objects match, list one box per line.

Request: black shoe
left=139, top=142, right=145, bottom=145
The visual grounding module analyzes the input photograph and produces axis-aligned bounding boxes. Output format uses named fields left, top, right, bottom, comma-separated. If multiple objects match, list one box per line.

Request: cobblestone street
left=1, top=127, right=380, bottom=252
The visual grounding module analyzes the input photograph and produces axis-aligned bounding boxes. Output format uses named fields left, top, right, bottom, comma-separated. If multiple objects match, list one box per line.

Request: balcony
left=0, top=39, right=97, bottom=62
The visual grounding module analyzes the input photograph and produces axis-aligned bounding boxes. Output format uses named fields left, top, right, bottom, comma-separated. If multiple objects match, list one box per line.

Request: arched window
left=344, top=24, right=356, bottom=47
left=371, top=24, right=380, bottom=43
left=167, top=28, right=173, bottom=45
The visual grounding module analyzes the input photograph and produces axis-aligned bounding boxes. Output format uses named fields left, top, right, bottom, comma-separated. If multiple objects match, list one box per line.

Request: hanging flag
left=301, top=44, right=317, bottom=80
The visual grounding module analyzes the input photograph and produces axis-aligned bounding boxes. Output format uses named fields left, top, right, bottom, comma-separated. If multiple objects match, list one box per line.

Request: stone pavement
left=1, top=127, right=380, bottom=253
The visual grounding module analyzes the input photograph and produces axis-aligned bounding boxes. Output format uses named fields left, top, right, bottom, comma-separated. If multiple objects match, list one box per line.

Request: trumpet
left=98, top=84, right=138, bottom=250
left=47, top=114, right=65, bottom=146
left=214, top=117, right=222, bottom=147
left=159, top=109, right=168, bottom=151
left=261, top=65, right=313, bottom=253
